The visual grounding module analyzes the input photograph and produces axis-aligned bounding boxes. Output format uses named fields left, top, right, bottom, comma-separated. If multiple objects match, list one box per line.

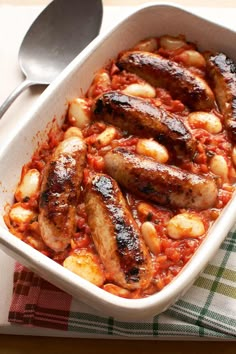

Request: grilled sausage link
left=39, top=136, right=87, bottom=252
left=93, top=91, right=196, bottom=154
left=206, top=52, right=236, bottom=141
left=84, top=173, right=153, bottom=290
left=116, top=51, right=215, bottom=111
left=104, top=148, right=218, bottom=210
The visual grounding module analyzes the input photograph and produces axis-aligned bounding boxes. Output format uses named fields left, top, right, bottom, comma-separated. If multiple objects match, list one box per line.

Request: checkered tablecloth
left=8, top=227, right=236, bottom=339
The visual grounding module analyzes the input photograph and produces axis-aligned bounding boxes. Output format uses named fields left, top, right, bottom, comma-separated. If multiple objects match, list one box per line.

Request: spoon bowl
left=0, top=0, right=103, bottom=118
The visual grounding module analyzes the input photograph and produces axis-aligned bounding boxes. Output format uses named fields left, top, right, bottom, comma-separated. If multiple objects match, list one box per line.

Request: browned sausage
left=206, top=52, right=236, bottom=141
left=104, top=147, right=218, bottom=210
left=93, top=91, right=196, bottom=154
left=84, top=173, right=153, bottom=290
left=39, top=136, right=87, bottom=252
left=116, top=51, right=215, bottom=111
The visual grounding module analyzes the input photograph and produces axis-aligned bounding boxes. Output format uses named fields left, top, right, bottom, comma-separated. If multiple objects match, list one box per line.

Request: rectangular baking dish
left=0, top=3, right=236, bottom=320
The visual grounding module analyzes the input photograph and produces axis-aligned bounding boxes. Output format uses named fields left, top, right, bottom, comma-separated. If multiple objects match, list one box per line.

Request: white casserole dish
left=0, top=3, right=236, bottom=320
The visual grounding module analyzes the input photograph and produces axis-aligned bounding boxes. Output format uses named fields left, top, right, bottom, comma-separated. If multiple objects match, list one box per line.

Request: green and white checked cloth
left=8, top=227, right=236, bottom=339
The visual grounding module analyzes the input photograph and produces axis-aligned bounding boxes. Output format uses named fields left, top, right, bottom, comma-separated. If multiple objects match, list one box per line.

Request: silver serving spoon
left=0, top=0, right=103, bottom=119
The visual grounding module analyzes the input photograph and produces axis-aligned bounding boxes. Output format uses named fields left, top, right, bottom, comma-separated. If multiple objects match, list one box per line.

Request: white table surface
left=0, top=4, right=235, bottom=337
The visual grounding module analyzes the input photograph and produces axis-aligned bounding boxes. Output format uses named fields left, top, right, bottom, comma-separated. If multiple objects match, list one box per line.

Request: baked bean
left=210, top=155, right=228, bottom=181
left=231, top=146, right=236, bottom=167
left=87, top=70, right=111, bottom=98
left=122, top=83, right=156, bottom=98
left=95, top=126, right=117, bottom=147
left=63, top=251, right=105, bottom=287
left=167, top=213, right=205, bottom=240
left=9, top=203, right=37, bottom=224
left=26, top=235, right=45, bottom=251
left=188, top=111, right=222, bottom=134
left=68, top=98, right=91, bottom=129
left=103, top=283, right=131, bottom=298
left=160, top=35, right=186, bottom=50
left=177, top=50, right=206, bottom=68
left=136, top=139, right=169, bottom=163
left=15, top=169, right=40, bottom=202
left=141, top=221, right=161, bottom=255
left=64, top=126, right=83, bottom=139
left=134, top=37, right=158, bottom=52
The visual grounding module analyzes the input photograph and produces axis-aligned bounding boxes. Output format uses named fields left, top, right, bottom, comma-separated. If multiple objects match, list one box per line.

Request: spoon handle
left=0, top=79, right=34, bottom=119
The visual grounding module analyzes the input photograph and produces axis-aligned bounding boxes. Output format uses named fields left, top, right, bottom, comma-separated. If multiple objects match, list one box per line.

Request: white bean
left=103, top=283, right=131, bottom=298
left=177, top=50, right=206, bottom=68
left=68, top=98, right=91, bottom=129
left=136, top=139, right=169, bottom=163
left=26, top=235, right=45, bottom=251
left=95, top=126, right=117, bottom=147
left=9, top=203, right=37, bottom=224
left=63, top=251, right=104, bottom=287
left=210, top=155, right=228, bottom=181
left=15, top=169, right=40, bottom=202
left=167, top=213, right=205, bottom=240
left=188, top=112, right=222, bottom=134
left=87, top=70, right=111, bottom=98
left=137, top=202, right=156, bottom=221
left=64, top=126, right=83, bottom=139
left=231, top=146, right=236, bottom=167
left=134, top=37, right=158, bottom=52
left=160, top=35, right=186, bottom=50
left=122, top=83, right=156, bottom=98
left=141, top=221, right=161, bottom=255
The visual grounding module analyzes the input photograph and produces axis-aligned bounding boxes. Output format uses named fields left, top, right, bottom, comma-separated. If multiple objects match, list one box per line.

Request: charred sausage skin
left=116, top=51, right=215, bottom=111
left=85, top=173, right=153, bottom=290
left=104, top=147, right=218, bottom=210
left=93, top=91, right=196, bottom=154
left=39, top=136, right=87, bottom=252
left=206, top=52, right=236, bottom=141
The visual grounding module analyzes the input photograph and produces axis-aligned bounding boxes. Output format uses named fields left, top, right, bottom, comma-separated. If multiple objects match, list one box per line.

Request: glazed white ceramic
left=0, top=3, right=236, bottom=320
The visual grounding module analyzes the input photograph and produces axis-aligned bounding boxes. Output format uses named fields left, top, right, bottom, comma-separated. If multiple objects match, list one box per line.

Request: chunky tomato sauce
left=5, top=35, right=236, bottom=299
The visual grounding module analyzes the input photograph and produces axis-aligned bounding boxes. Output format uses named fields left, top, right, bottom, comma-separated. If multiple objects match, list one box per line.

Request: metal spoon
left=0, top=0, right=103, bottom=119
